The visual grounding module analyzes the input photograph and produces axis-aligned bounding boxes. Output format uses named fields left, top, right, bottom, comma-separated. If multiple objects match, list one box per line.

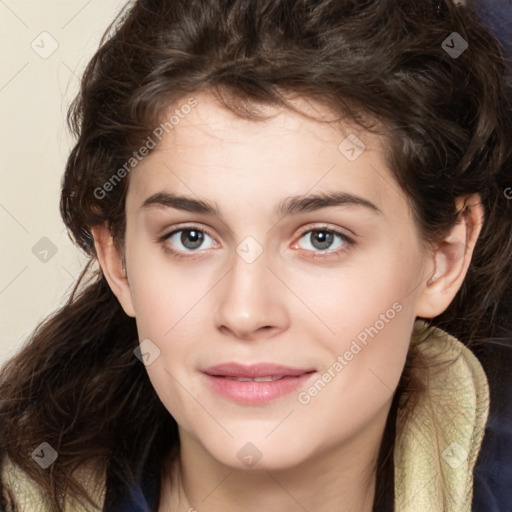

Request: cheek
left=288, top=247, right=419, bottom=406
left=318, top=287, right=412, bottom=399
left=286, top=248, right=418, bottom=344
left=126, top=243, right=206, bottom=339
left=129, top=275, right=201, bottom=429
left=124, top=248, right=212, bottom=420
left=296, top=298, right=414, bottom=448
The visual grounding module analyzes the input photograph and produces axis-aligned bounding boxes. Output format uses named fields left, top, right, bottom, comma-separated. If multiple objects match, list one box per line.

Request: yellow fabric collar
left=394, top=320, right=490, bottom=511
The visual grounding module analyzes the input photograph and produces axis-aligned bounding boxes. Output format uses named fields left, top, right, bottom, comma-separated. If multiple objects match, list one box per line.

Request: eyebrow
left=141, top=190, right=382, bottom=218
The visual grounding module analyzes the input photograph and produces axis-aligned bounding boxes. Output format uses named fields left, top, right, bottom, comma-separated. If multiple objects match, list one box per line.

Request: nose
left=213, top=245, right=289, bottom=341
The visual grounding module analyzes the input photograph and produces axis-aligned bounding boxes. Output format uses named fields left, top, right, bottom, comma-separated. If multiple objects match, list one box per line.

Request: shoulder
left=471, top=338, right=512, bottom=512
left=1, top=456, right=106, bottom=512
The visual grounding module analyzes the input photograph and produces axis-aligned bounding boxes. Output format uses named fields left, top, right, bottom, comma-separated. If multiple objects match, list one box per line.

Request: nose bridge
left=213, top=236, right=288, bottom=338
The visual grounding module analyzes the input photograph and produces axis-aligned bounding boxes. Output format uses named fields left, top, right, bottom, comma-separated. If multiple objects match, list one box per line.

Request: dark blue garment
left=472, top=0, right=512, bottom=56
left=107, top=338, right=512, bottom=512
left=471, top=338, right=512, bottom=512
left=104, top=456, right=159, bottom=512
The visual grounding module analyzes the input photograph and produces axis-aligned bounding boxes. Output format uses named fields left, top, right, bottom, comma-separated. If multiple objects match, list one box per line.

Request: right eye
left=160, top=226, right=218, bottom=256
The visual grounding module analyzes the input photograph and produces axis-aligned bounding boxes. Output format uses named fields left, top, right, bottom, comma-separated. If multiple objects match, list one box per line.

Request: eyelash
left=157, top=225, right=218, bottom=260
left=157, top=224, right=355, bottom=260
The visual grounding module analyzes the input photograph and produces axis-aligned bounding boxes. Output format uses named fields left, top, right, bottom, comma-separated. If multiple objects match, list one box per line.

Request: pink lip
left=202, top=363, right=316, bottom=405
left=204, top=362, right=314, bottom=378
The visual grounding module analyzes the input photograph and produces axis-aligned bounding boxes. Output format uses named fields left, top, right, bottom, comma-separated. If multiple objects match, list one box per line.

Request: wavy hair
left=1, top=0, right=511, bottom=510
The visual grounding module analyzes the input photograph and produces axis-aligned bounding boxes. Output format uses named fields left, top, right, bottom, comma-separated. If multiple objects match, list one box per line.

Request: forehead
left=126, top=91, right=406, bottom=218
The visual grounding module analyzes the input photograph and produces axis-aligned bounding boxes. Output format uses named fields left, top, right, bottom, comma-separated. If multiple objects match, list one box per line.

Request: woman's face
left=119, top=92, right=432, bottom=470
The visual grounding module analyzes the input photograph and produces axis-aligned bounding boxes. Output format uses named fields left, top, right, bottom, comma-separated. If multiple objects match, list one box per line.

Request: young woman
left=1, top=1, right=511, bottom=511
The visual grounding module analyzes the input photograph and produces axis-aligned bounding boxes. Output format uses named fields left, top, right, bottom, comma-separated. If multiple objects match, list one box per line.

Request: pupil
left=311, top=230, right=333, bottom=250
left=181, top=229, right=204, bottom=249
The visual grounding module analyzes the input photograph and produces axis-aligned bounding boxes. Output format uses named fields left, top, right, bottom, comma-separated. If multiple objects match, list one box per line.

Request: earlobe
left=415, top=194, right=484, bottom=319
left=91, top=225, right=136, bottom=318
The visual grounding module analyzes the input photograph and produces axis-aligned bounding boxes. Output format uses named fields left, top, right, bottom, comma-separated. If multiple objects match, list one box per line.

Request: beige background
left=0, top=0, right=129, bottom=365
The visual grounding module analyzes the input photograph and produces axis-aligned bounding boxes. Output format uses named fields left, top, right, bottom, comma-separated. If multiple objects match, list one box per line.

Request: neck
left=159, top=400, right=392, bottom=512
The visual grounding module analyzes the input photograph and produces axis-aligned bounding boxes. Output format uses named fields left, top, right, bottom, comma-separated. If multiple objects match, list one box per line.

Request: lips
left=204, top=362, right=313, bottom=378
left=225, top=375, right=284, bottom=382
left=202, top=363, right=316, bottom=405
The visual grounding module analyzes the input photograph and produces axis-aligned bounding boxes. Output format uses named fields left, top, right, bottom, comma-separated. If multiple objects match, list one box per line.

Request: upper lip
left=203, top=363, right=315, bottom=378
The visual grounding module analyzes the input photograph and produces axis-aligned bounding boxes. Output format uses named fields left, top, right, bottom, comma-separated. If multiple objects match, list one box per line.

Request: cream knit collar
left=394, top=320, right=490, bottom=511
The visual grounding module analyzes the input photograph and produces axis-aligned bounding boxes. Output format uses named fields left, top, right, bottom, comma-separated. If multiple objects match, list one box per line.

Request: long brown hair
left=1, top=1, right=511, bottom=510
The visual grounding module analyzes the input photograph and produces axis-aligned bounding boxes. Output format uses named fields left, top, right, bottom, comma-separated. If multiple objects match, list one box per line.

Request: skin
left=92, top=91, right=484, bottom=512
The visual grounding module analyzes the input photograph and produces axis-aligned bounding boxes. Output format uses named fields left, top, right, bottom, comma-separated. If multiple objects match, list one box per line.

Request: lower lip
left=203, top=372, right=316, bottom=405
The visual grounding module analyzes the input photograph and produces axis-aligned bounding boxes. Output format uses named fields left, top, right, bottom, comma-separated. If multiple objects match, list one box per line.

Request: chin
left=200, top=433, right=313, bottom=471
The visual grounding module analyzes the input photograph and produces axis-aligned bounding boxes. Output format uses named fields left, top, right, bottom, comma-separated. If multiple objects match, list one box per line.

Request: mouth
left=223, top=375, right=290, bottom=382
left=202, top=363, right=316, bottom=405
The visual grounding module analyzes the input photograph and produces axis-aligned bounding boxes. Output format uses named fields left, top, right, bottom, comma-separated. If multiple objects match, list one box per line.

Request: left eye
left=164, top=228, right=216, bottom=252
left=296, top=228, right=350, bottom=252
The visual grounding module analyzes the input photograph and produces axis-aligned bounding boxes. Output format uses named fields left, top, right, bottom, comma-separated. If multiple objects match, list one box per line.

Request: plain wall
left=0, top=0, right=129, bottom=365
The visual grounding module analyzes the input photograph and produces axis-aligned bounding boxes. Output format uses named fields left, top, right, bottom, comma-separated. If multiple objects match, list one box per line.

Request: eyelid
left=289, top=224, right=355, bottom=261
left=157, top=223, right=219, bottom=253
left=294, top=223, right=355, bottom=244
left=159, top=223, right=217, bottom=240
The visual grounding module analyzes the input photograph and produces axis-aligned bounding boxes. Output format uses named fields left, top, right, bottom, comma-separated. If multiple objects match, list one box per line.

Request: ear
left=415, top=193, right=484, bottom=319
left=91, top=225, right=136, bottom=318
